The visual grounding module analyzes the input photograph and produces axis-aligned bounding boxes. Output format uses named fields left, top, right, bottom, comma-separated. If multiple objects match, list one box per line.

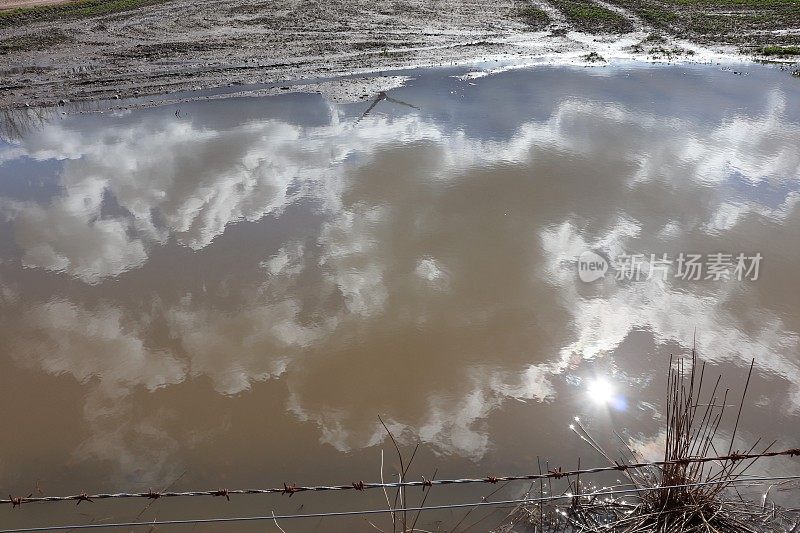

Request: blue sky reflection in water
left=1, top=63, right=800, bottom=530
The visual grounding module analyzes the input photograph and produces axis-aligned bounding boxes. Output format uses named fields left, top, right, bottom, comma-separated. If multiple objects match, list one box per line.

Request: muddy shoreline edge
left=1, top=0, right=799, bottom=111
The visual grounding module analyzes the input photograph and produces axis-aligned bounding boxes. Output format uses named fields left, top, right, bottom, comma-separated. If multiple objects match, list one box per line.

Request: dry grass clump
left=497, top=349, right=800, bottom=532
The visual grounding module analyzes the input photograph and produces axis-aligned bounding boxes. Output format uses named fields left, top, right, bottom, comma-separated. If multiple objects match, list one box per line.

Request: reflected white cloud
left=167, top=297, right=326, bottom=395
left=75, top=388, right=183, bottom=484
left=0, top=115, right=444, bottom=281
left=541, top=219, right=800, bottom=409
left=1, top=69, right=800, bottom=475
left=1, top=175, right=148, bottom=282
left=12, top=300, right=185, bottom=397
left=287, top=363, right=554, bottom=459
left=261, top=242, right=305, bottom=277
left=2, top=88, right=799, bottom=283
left=415, top=257, right=451, bottom=290
left=701, top=92, right=800, bottom=185
left=319, top=207, right=391, bottom=317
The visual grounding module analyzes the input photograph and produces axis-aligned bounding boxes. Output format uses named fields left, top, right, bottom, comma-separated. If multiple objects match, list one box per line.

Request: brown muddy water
left=1, top=63, right=800, bottom=531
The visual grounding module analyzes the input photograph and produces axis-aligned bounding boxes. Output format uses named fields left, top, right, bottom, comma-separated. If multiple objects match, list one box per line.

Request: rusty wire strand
left=2, top=474, right=800, bottom=533
left=3, top=448, right=799, bottom=507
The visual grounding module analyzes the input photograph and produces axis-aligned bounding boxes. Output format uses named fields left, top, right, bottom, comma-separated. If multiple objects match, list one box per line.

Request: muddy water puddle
left=1, top=63, right=800, bottom=531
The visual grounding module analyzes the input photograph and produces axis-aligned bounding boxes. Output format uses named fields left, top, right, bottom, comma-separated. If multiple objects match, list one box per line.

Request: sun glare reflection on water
left=586, top=376, right=627, bottom=411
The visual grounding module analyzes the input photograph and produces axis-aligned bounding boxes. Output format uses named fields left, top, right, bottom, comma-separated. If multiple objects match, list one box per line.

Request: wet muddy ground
left=0, top=0, right=799, bottom=110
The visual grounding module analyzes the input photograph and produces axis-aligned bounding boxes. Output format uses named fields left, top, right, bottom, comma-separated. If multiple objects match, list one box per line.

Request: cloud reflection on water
left=0, top=65, right=799, bottom=479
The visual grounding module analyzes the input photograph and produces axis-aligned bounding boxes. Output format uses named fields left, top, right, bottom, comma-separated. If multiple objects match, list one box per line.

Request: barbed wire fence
left=2, top=448, right=799, bottom=507
left=2, top=473, right=800, bottom=532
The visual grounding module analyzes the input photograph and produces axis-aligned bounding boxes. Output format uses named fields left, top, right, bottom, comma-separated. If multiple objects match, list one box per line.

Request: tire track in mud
left=2, top=0, right=540, bottom=106
left=525, top=0, right=568, bottom=28
left=587, top=0, right=648, bottom=32
left=527, top=0, right=649, bottom=36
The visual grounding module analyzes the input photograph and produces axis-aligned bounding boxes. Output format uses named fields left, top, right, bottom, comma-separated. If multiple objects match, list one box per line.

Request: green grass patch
left=760, top=45, right=800, bottom=56
left=639, top=8, right=678, bottom=25
left=648, top=45, right=696, bottom=58
left=607, top=0, right=800, bottom=45
left=672, top=0, right=800, bottom=6
left=643, top=32, right=668, bottom=43
left=566, top=4, right=622, bottom=21
left=552, top=0, right=633, bottom=32
left=516, top=6, right=550, bottom=28
left=0, top=0, right=162, bottom=28
left=0, top=30, right=71, bottom=54
left=0, top=34, right=40, bottom=54
left=584, top=51, right=606, bottom=62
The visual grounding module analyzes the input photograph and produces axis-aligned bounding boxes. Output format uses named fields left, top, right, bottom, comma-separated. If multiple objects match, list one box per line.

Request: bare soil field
left=0, top=0, right=798, bottom=109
